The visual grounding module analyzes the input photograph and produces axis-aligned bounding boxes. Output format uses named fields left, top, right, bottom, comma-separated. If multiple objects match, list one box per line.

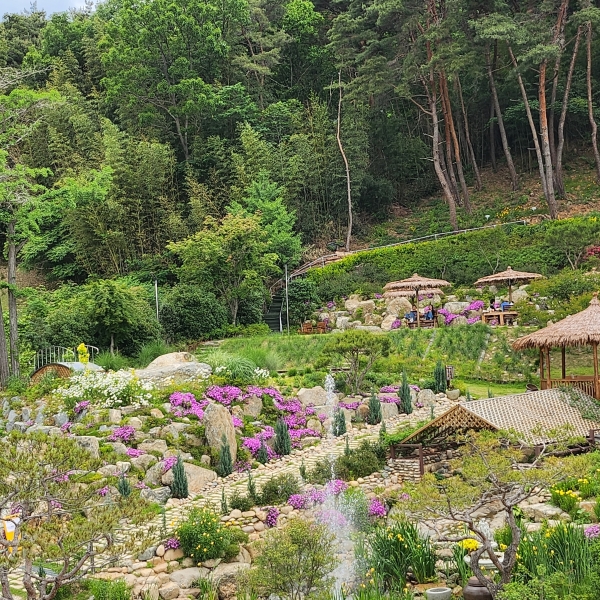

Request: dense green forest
left=2, top=0, right=600, bottom=382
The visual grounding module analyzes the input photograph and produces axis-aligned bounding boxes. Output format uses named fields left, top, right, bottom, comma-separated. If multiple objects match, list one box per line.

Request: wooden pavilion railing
left=541, top=376, right=598, bottom=399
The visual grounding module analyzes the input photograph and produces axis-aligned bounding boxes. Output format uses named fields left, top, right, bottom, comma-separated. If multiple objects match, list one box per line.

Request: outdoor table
left=481, top=310, right=518, bottom=326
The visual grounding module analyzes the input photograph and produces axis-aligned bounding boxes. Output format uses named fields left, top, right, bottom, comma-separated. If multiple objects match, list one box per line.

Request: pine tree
left=367, top=391, right=382, bottom=425
left=221, top=487, right=228, bottom=514
left=379, top=419, right=387, bottom=444
left=433, top=360, right=447, bottom=393
left=399, top=371, right=413, bottom=415
left=171, top=454, right=189, bottom=499
left=344, top=435, right=351, bottom=456
left=274, top=418, right=292, bottom=456
left=299, top=459, right=307, bottom=480
left=218, top=435, right=233, bottom=477
left=117, top=474, right=131, bottom=497
left=466, top=389, right=472, bottom=401
left=332, top=408, right=346, bottom=437
left=257, top=438, right=268, bottom=464
left=247, top=470, right=257, bottom=502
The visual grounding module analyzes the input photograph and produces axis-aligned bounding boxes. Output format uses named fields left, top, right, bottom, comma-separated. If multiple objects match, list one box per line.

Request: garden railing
left=32, top=344, right=100, bottom=371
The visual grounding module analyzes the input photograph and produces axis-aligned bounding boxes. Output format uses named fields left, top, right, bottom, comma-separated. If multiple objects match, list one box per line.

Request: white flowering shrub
left=55, top=370, right=154, bottom=410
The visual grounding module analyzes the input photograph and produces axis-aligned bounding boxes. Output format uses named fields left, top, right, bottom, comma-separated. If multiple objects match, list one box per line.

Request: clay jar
left=462, top=576, right=493, bottom=600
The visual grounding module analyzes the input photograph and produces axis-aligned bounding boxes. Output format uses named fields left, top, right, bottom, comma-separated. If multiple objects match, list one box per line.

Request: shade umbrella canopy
left=474, top=266, right=544, bottom=302
left=383, top=288, right=444, bottom=299
left=383, top=274, right=450, bottom=326
left=383, top=273, right=451, bottom=291
left=513, top=294, right=600, bottom=350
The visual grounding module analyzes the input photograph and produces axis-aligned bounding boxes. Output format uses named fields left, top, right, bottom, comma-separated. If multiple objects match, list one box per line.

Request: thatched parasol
left=474, top=266, right=544, bottom=302
left=383, top=273, right=451, bottom=327
left=513, top=294, right=600, bottom=396
left=383, top=288, right=444, bottom=299
left=513, top=294, right=600, bottom=350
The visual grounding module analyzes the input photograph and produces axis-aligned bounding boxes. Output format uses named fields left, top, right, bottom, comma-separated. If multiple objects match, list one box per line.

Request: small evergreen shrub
left=171, top=455, right=189, bottom=499
left=367, top=392, right=382, bottom=425
left=274, top=418, right=292, bottom=456
left=257, top=439, right=268, bottom=464
left=217, top=435, right=233, bottom=477
left=433, top=360, right=446, bottom=393
left=229, top=490, right=254, bottom=512
left=221, top=487, right=228, bottom=514
left=117, top=474, right=131, bottom=498
left=399, top=370, right=413, bottom=415
left=332, top=408, right=346, bottom=437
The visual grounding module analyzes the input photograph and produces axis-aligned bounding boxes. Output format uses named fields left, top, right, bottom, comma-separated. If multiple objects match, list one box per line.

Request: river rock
left=204, top=403, right=237, bottom=463
left=162, top=462, right=216, bottom=493
left=446, top=389, right=461, bottom=401
left=140, top=486, right=172, bottom=504
left=356, top=300, right=376, bottom=314
left=144, top=462, right=166, bottom=486
left=344, top=295, right=362, bottom=312
left=139, top=439, right=168, bottom=454
left=336, top=316, right=351, bottom=330
left=298, top=386, right=328, bottom=407
left=380, top=402, right=398, bottom=419
left=169, top=568, right=209, bottom=588
left=131, top=454, right=158, bottom=471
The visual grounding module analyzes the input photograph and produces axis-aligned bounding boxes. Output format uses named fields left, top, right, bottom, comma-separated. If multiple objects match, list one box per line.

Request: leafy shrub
left=237, top=347, right=283, bottom=373
left=160, top=284, right=229, bottom=342
left=95, top=351, right=130, bottom=372
left=550, top=482, right=578, bottom=515
left=248, top=518, right=338, bottom=599
left=177, top=507, right=230, bottom=562
left=287, top=279, right=321, bottom=326
left=335, top=441, right=385, bottom=480
left=259, top=473, right=301, bottom=505
left=366, top=392, right=382, bottom=425
left=223, top=527, right=249, bottom=560
left=86, top=579, right=131, bottom=600
left=229, top=490, right=254, bottom=512
left=221, top=323, right=271, bottom=338
left=135, top=340, right=175, bottom=368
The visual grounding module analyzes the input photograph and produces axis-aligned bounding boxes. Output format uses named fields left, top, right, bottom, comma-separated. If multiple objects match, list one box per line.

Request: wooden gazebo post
left=561, top=346, right=566, bottom=379
left=546, top=347, right=552, bottom=390
left=539, top=349, right=544, bottom=388
left=594, top=342, right=599, bottom=399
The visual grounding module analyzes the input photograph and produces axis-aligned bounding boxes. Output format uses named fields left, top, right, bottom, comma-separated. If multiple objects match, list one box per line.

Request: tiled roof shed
left=400, top=388, right=600, bottom=447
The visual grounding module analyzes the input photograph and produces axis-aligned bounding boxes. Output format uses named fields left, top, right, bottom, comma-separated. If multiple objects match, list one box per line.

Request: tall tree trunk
left=427, top=73, right=458, bottom=231
left=556, top=26, right=583, bottom=198
left=7, top=220, right=19, bottom=377
left=489, top=41, right=498, bottom=172
left=440, top=86, right=461, bottom=205
left=538, top=59, right=559, bottom=219
left=587, top=22, right=600, bottom=182
left=548, top=53, right=561, bottom=167
left=486, top=47, right=519, bottom=190
left=456, top=75, right=482, bottom=191
left=0, top=298, right=10, bottom=389
left=441, top=72, right=471, bottom=212
left=507, top=46, right=548, bottom=201
left=336, top=72, right=353, bottom=252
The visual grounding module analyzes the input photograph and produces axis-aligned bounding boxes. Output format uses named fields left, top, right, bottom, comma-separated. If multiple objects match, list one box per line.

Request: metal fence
left=33, top=345, right=100, bottom=371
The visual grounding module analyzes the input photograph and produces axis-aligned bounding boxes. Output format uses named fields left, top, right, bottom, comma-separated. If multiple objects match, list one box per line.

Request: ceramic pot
left=425, top=587, right=452, bottom=600
left=462, top=576, right=493, bottom=600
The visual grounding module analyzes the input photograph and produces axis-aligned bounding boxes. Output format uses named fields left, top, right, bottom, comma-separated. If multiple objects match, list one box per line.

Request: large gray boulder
left=381, top=314, right=399, bottom=331
left=169, top=568, right=209, bottom=588
left=242, top=395, right=263, bottom=418
left=344, top=295, right=362, bottom=313
left=138, top=439, right=168, bottom=455
left=380, top=402, right=398, bottom=419
left=443, top=302, right=469, bottom=314
left=162, top=462, right=216, bottom=494
left=297, top=386, right=328, bottom=407
left=74, top=436, right=100, bottom=459
left=204, top=403, right=237, bottom=463
left=140, top=486, right=172, bottom=504
left=385, top=297, right=412, bottom=317
left=135, top=352, right=211, bottom=386
left=417, top=389, right=437, bottom=406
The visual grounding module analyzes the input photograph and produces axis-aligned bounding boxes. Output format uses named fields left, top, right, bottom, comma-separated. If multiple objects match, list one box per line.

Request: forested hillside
left=2, top=0, right=600, bottom=378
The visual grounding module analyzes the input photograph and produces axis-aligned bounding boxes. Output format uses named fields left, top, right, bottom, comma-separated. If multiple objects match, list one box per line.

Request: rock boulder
left=297, top=386, right=329, bottom=407
left=204, top=403, right=237, bottom=463
left=162, top=462, right=216, bottom=494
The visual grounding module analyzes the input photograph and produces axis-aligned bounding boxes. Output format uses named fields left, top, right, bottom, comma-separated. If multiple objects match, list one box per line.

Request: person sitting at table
left=404, top=306, right=417, bottom=322
left=423, top=306, right=433, bottom=320
left=489, top=299, right=495, bottom=311
left=500, top=300, right=512, bottom=311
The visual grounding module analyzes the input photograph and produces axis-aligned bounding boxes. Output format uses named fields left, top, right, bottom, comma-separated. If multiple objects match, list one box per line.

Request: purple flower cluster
left=368, top=498, right=387, bottom=518
left=391, top=319, right=402, bottom=330
left=169, top=391, right=208, bottom=420
left=288, top=481, right=348, bottom=510
left=108, top=426, right=136, bottom=442
left=316, top=508, right=348, bottom=527
left=438, top=300, right=486, bottom=325
left=380, top=396, right=400, bottom=404
left=49, top=500, right=62, bottom=510
left=466, top=300, right=485, bottom=311
left=60, top=422, right=72, bottom=433
left=234, top=460, right=252, bottom=473
left=53, top=469, right=71, bottom=483
left=98, top=486, right=110, bottom=497
left=325, top=479, right=348, bottom=495
left=410, top=385, right=421, bottom=392
left=205, top=385, right=243, bottom=406
left=74, top=400, right=90, bottom=414
left=585, top=524, right=600, bottom=539
left=380, top=385, right=399, bottom=393
left=265, top=507, right=279, bottom=528
left=326, top=301, right=336, bottom=309
left=374, top=293, right=383, bottom=299
left=232, top=415, right=243, bottom=428
left=288, top=494, right=308, bottom=509
left=242, top=427, right=277, bottom=459
left=162, top=456, right=178, bottom=472
left=135, top=481, right=148, bottom=489
left=164, top=537, right=180, bottom=549
left=339, top=401, right=360, bottom=410
left=317, top=413, right=327, bottom=422
left=126, top=448, right=145, bottom=457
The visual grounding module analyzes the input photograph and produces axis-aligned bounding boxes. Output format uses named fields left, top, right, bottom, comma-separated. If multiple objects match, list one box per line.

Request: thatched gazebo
left=513, top=294, right=600, bottom=399
left=383, top=274, right=450, bottom=327
left=474, top=266, right=544, bottom=302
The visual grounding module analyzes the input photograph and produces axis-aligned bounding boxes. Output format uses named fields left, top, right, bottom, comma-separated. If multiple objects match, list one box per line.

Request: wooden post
left=561, top=346, right=566, bottom=379
left=416, top=286, right=421, bottom=328
left=594, top=342, right=599, bottom=399
left=540, top=349, right=544, bottom=388
left=418, top=444, right=424, bottom=476
left=546, top=347, right=552, bottom=389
